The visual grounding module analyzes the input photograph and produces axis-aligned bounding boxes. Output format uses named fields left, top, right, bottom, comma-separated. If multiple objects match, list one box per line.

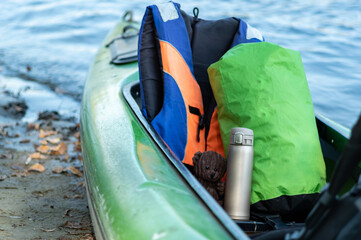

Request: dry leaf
left=47, top=137, right=60, bottom=145
left=27, top=123, right=35, bottom=131
left=28, top=163, right=45, bottom=173
left=74, top=194, right=83, bottom=199
left=73, top=132, right=80, bottom=139
left=63, top=154, right=69, bottom=161
left=77, top=155, right=83, bottom=162
left=52, top=166, right=65, bottom=174
left=73, top=141, right=81, bottom=152
left=26, top=152, right=47, bottom=164
left=38, top=129, right=45, bottom=138
left=20, top=139, right=30, bottom=144
left=66, top=166, right=82, bottom=177
left=38, top=129, right=57, bottom=138
left=83, top=234, right=94, bottom=240
left=37, top=145, right=50, bottom=154
left=40, top=228, right=56, bottom=232
left=63, top=221, right=88, bottom=230
left=29, top=152, right=47, bottom=160
left=12, top=171, right=30, bottom=177
left=64, top=195, right=71, bottom=199
left=50, top=142, right=67, bottom=155
left=30, top=152, right=42, bottom=159
left=78, top=181, right=85, bottom=188
left=40, top=140, right=48, bottom=145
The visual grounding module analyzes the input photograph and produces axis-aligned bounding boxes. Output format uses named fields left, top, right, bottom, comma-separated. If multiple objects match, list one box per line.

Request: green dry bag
left=208, top=42, right=326, bottom=221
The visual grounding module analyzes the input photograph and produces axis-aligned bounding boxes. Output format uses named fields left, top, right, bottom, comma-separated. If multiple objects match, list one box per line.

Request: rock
left=38, top=111, right=61, bottom=121
left=0, top=91, right=28, bottom=119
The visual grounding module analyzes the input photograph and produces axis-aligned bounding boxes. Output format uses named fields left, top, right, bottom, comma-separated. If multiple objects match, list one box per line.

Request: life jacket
left=138, top=2, right=264, bottom=165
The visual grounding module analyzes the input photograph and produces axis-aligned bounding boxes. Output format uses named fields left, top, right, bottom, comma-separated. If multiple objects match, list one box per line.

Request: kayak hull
left=81, top=20, right=244, bottom=239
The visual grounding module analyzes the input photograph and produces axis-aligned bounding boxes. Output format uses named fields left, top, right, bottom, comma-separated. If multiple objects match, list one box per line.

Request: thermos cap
left=230, top=128, right=254, bottom=146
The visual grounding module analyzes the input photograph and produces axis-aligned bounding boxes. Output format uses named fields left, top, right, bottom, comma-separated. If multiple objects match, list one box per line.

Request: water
left=0, top=0, right=360, bottom=128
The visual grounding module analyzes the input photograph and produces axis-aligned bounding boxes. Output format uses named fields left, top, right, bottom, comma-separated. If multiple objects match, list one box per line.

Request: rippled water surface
left=0, top=0, right=360, bottom=128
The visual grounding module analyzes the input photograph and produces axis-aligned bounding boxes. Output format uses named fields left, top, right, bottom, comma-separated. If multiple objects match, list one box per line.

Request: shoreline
left=0, top=75, right=93, bottom=239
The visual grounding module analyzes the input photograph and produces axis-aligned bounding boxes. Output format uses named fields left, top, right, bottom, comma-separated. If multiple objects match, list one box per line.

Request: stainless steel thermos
left=224, top=127, right=254, bottom=220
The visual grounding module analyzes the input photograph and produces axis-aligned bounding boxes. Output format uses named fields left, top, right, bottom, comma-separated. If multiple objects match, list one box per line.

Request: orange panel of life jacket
left=159, top=40, right=206, bottom=165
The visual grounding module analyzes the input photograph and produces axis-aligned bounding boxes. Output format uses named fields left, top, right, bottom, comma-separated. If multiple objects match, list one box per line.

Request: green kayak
left=80, top=16, right=353, bottom=240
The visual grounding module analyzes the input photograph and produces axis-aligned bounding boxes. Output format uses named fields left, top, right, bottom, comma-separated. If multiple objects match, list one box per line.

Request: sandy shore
left=0, top=83, right=93, bottom=239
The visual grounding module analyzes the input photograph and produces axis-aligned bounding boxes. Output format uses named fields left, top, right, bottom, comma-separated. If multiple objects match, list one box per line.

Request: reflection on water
left=0, top=0, right=360, bottom=127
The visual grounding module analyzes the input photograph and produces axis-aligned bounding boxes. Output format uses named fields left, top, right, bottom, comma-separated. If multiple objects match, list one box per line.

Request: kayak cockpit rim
left=122, top=81, right=248, bottom=239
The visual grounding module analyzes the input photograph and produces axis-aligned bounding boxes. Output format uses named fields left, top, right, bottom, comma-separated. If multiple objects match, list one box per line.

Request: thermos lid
left=230, top=128, right=254, bottom=146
